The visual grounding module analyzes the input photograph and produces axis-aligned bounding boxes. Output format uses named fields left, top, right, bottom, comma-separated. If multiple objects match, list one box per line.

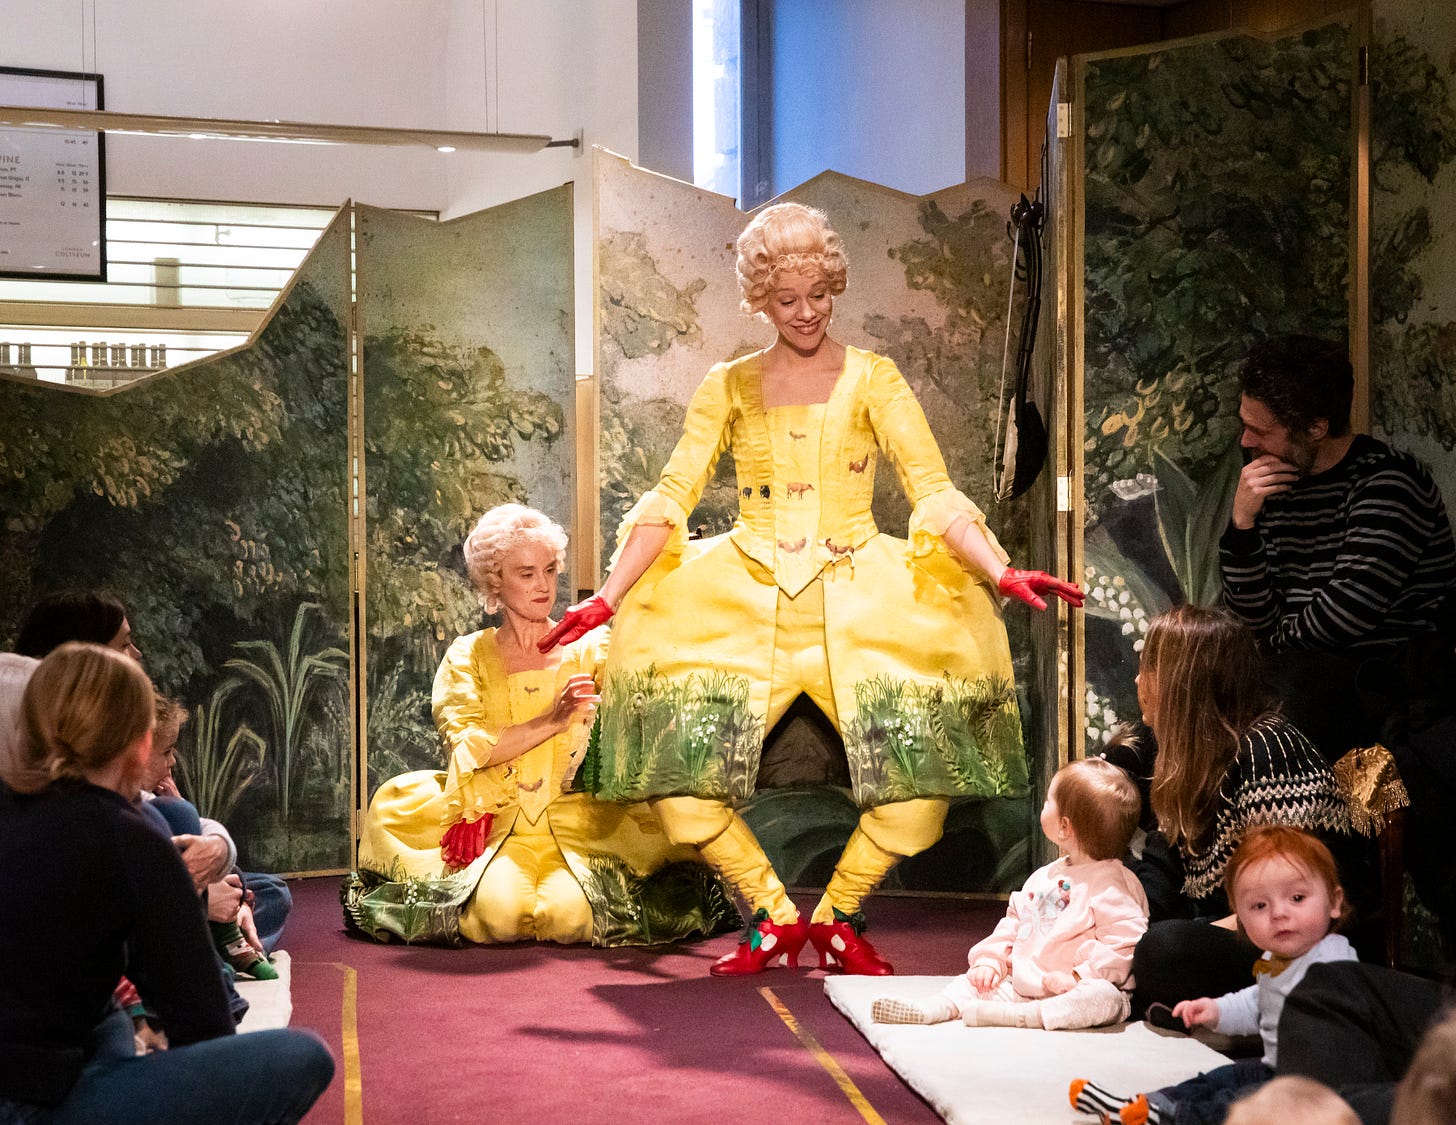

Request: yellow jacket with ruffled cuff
left=611, top=346, right=1006, bottom=596
left=434, top=628, right=609, bottom=827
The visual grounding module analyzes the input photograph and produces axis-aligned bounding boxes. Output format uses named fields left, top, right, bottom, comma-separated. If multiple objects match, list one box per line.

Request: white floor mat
left=825, top=975, right=1232, bottom=1124
left=235, top=950, right=292, bottom=1033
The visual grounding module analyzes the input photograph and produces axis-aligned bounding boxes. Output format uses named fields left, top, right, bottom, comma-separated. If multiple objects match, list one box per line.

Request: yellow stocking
left=652, top=796, right=798, bottom=924
left=812, top=798, right=949, bottom=924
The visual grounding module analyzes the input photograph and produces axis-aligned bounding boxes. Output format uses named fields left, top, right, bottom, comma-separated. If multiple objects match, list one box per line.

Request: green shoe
left=237, top=956, right=278, bottom=982
left=222, top=935, right=278, bottom=980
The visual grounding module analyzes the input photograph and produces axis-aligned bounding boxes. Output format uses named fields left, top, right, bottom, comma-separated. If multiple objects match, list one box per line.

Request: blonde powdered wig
left=735, top=202, right=849, bottom=315
left=462, top=503, right=569, bottom=614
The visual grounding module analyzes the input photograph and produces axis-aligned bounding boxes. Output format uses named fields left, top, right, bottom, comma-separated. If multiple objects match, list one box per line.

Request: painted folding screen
left=1041, top=59, right=1077, bottom=859
left=1368, top=0, right=1456, bottom=967
left=1074, top=19, right=1354, bottom=748
left=356, top=189, right=575, bottom=792
left=0, top=212, right=353, bottom=873
left=1370, top=0, right=1456, bottom=514
left=595, top=151, right=1057, bottom=892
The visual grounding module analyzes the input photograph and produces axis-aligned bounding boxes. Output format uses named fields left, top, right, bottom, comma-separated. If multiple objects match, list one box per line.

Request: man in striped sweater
left=1220, top=335, right=1456, bottom=763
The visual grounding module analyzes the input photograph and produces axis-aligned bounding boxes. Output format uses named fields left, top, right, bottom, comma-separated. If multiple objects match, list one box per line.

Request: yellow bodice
left=766, top=403, right=828, bottom=596
left=434, top=628, right=605, bottom=829
left=608, top=347, right=1009, bottom=597
left=501, top=667, right=574, bottom=823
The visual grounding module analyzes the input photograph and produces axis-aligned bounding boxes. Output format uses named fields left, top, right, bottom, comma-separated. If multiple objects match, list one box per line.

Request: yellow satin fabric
left=461, top=808, right=593, bottom=943
left=600, top=348, right=1018, bottom=806
left=358, top=629, right=704, bottom=944
left=434, top=629, right=606, bottom=826
left=650, top=791, right=951, bottom=923
left=613, top=347, right=1011, bottom=579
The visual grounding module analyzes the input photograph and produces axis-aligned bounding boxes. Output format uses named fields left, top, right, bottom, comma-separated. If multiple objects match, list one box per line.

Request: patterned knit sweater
left=1180, top=715, right=1351, bottom=901
left=1221, top=435, right=1456, bottom=654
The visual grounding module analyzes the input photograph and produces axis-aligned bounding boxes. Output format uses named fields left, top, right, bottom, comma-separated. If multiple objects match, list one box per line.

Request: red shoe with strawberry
left=710, top=909, right=809, bottom=976
left=808, top=908, right=894, bottom=975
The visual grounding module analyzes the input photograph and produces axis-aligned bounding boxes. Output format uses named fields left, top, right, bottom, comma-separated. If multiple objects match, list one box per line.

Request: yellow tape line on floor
left=333, top=962, right=362, bottom=1125
left=760, top=986, right=887, bottom=1125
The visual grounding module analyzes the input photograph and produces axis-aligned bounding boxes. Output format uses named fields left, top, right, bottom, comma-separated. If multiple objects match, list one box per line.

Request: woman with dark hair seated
left=14, top=587, right=139, bottom=661
left=1124, top=605, right=1371, bottom=1012
left=0, top=642, right=333, bottom=1122
left=14, top=587, right=292, bottom=953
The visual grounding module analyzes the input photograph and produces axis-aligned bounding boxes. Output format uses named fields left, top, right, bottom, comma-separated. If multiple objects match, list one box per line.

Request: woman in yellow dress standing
left=542, top=204, right=1081, bottom=975
left=345, top=504, right=734, bottom=946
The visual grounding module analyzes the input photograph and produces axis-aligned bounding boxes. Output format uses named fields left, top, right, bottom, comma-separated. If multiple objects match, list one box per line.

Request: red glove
left=113, top=976, right=143, bottom=1014
left=998, top=567, right=1085, bottom=611
left=537, top=594, right=614, bottom=653
left=440, top=814, right=493, bottom=869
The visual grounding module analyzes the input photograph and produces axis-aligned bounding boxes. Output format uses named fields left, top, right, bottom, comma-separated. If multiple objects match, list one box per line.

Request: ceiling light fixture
left=0, top=104, right=579, bottom=154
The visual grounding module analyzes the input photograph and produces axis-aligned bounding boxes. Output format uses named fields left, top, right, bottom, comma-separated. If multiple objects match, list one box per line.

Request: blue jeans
left=148, top=800, right=291, bottom=952
left=147, top=797, right=203, bottom=838
left=1150, top=1058, right=1272, bottom=1125
left=0, top=1009, right=334, bottom=1124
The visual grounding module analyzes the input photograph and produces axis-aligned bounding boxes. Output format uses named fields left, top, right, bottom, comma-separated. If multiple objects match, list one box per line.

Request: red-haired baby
left=1071, top=825, right=1358, bottom=1124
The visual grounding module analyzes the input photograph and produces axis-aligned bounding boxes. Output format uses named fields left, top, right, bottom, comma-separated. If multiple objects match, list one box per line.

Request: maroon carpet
left=283, top=877, right=1003, bottom=1124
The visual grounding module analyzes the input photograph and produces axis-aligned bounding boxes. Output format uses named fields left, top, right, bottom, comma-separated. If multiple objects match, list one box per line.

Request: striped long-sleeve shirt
left=1220, top=435, right=1456, bottom=653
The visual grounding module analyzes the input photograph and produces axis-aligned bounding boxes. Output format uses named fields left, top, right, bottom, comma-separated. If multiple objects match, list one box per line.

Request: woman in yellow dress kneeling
left=344, top=505, right=735, bottom=946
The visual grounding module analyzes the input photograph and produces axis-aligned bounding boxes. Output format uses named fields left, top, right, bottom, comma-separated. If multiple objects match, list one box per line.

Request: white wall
left=636, top=0, right=693, bottom=184
left=440, top=0, right=638, bottom=371
left=767, top=0, right=965, bottom=198
left=1, top=0, right=637, bottom=370
left=0, top=0, right=458, bottom=209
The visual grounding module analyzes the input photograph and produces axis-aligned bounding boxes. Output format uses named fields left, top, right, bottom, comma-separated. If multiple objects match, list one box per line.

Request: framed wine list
left=0, top=66, right=107, bottom=282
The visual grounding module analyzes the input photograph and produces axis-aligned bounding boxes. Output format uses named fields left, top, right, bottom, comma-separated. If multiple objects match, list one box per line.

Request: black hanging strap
left=992, top=189, right=1049, bottom=502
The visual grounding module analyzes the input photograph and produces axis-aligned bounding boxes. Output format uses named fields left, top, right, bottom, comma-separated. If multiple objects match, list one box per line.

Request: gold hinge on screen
left=1057, top=103, right=1071, bottom=139
left=1057, top=475, right=1071, bottom=513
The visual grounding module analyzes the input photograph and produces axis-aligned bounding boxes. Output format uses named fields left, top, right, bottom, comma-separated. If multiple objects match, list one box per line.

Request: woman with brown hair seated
left=1123, top=604, right=1367, bottom=1012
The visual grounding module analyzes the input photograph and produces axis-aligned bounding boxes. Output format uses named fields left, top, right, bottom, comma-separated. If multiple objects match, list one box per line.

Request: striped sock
left=1069, top=1079, right=1161, bottom=1123
left=1119, top=1094, right=1159, bottom=1125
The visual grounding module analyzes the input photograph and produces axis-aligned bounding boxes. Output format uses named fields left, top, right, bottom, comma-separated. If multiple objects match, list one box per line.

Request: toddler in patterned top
left=872, top=757, right=1147, bottom=1029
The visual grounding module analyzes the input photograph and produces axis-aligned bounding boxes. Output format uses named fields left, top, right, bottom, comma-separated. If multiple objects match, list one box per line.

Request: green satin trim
left=340, top=852, right=735, bottom=948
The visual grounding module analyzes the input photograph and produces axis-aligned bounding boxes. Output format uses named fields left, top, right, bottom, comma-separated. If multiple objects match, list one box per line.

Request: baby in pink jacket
left=874, top=757, right=1147, bottom=1029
